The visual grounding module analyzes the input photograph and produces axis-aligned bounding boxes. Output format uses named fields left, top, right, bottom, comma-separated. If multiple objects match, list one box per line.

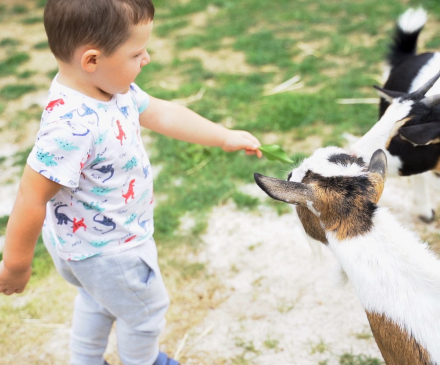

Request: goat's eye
left=287, top=172, right=292, bottom=181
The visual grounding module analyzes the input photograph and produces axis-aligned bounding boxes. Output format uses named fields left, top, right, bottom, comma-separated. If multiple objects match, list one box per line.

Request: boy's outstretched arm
left=140, top=96, right=262, bottom=157
left=0, top=165, right=61, bottom=295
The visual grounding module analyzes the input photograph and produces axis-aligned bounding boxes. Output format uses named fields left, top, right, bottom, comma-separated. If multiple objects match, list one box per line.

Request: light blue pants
left=43, top=235, right=170, bottom=365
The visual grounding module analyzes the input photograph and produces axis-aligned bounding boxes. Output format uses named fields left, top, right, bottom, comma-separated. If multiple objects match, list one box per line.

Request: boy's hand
left=0, top=261, right=31, bottom=295
left=221, top=130, right=263, bottom=158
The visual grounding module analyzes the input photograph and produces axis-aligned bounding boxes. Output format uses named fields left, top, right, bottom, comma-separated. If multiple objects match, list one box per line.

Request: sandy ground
left=175, top=172, right=440, bottom=364
left=1, top=163, right=440, bottom=364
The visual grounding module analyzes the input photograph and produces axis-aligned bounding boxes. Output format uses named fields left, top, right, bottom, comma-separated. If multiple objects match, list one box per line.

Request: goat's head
left=375, top=69, right=440, bottom=175
left=254, top=147, right=387, bottom=244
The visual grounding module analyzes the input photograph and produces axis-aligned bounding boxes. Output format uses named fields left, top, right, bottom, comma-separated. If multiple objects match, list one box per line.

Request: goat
left=349, top=7, right=440, bottom=222
left=254, top=147, right=440, bottom=365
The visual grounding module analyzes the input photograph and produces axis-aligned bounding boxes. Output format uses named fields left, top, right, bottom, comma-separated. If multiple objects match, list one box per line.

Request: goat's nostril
left=287, top=172, right=292, bottom=181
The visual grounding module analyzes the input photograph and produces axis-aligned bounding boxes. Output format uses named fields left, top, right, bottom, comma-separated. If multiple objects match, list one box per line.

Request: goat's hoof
left=418, top=209, right=436, bottom=223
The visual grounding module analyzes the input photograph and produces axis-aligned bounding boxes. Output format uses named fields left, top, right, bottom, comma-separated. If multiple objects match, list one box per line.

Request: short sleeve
left=27, top=119, right=94, bottom=188
left=130, top=83, right=150, bottom=114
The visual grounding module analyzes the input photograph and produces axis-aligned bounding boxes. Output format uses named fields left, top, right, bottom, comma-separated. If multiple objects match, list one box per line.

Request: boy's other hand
left=0, top=261, right=31, bottom=295
left=222, top=130, right=262, bottom=158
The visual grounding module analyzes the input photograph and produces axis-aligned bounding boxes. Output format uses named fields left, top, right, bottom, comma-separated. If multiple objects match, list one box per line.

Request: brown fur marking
left=300, top=172, right=379, bottom=241
left=385, top=117, right=413, bottom=149
left=366, top=312, right=433, bottom=365
left=368, top=173, right=385, bottom=204
left=297, top=206, right=328, bottom=244
left=433, top=158, right=440, bottom=173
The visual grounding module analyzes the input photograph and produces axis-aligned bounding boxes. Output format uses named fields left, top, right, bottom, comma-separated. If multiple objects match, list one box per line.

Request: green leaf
left=259, top=144, right=294, bottom=164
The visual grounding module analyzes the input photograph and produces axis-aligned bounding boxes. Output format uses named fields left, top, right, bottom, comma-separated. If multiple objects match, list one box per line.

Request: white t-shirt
left=27, top=77, right=154, bottom=261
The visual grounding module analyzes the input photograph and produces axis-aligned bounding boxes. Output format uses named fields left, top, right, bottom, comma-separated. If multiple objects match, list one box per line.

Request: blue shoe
left=154, top=351, right=180, bottom=365
left=104, top=361, right=111, bottom=365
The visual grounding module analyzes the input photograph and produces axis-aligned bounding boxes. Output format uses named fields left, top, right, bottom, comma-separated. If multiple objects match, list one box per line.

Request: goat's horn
left=373, top=86, right=406, bottom=101
left=413, top=69, right=440, bottom=97
left=254, top=173, right=314, bottom=206
left=421, top=94, right=440, bottom=108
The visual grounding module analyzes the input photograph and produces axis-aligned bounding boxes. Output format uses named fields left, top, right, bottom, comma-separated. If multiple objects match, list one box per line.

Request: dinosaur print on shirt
left=90, top=186, right=117, bottom=196
left=73, top=217, right=87, bottom=233
left=36, top=147, right=58, bottom=167
left=46, top=98, right=64, bottom=112
left=91, top=163, right=114, bottom=183
left=94, top=131, right=108, bottom=145
left=54, top=138, right=80, bottom=151
left=122, top=179, right=135, bottom=204
left=93, top=214, right=116, bottom=234
left=77, top=200, right=105, bottom=212
left=78, top=103, right=99, bottom=125
left=122, top=157, right=137, bottom=171
left=55, top=204, right=72, bottom=225
left=28, top=79, right=153, bottom=261
left=115, top=120, right=126, bottom=145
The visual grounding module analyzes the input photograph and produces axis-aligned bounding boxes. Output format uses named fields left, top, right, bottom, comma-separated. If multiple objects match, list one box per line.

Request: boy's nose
left=141, top=51, right=150, bottom=68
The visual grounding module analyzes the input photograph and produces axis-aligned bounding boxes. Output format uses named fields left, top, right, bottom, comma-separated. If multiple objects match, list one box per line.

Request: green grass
left=0, top=84, right=37, bottom=100
left=12, top=146, right=33, bottom=169
left=0, top=215, right=9, bottom=236
left=234, top=31, right=296, bottom=67
left=263, top=337, right=279, bottom=349
left=47, top=68, right=58, bottom=79
left=339, top=353, right=384, bottom=365
left=35, top=0, right=47, bottom=8
left=0, top=234, right=53, bottom=280
left=11, top=5, right=28, bottom=14
left=0, top=53, right=31, bottom=77
left=17, top=70, right=36, bottom=79
left=156, top=19, right=189, bottom=37
left=310, top=339, right=329, bottom=354
left=132, top=0, right=440, bottom=304
left=232, top=191, right=260, bottom=210
left=0, top=0, right=438, bottom=284
left=0, top=38, right=20, bottom=47
left=22, top=16, right=43, bottom=25
left=33, top=41, right=49, bottom=49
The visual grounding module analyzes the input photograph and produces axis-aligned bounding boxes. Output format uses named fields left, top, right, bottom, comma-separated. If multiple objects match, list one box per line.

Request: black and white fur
left=350, top=7, right=440, bottom=222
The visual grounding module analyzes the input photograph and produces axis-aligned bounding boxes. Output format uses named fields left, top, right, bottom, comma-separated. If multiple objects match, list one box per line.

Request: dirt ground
left=2, top=166, right=440, bottom=365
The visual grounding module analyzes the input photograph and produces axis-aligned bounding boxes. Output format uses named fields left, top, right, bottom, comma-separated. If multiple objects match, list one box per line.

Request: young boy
left=0, top=0, right=262, bottom=364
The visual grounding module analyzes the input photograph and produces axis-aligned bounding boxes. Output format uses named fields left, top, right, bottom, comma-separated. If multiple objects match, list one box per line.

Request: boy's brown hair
left=44, top=0, right=155, bottom=63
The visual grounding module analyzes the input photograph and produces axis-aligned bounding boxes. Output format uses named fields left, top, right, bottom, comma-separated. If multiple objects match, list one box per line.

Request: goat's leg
left=412, top=173, right=435, bottom=223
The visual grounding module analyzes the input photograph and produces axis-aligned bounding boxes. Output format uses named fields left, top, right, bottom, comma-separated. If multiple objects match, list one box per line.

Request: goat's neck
left=327, top=207, right=440, bottom=364
left=349, top=102, right=413, bottom=173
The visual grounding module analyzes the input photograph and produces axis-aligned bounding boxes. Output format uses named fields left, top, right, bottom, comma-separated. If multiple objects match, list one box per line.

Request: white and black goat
left=349, top=8, right=440, bottom=222
left=255, top=147, right=440, bottom=365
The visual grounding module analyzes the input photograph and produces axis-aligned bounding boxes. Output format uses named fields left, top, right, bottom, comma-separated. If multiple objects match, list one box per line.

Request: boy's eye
left=134, top=54, right=141, bottom=58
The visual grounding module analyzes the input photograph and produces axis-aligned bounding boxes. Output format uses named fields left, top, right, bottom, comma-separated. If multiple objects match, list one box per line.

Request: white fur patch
left=349, top=100, right=413, bottom=175
left=410, top=52, right=440, bottom=96
left=327, top=208, right=440, bottom=362
left=398, top=7, right=427, bottom=34
left=289, top=146, right=367, bottom=183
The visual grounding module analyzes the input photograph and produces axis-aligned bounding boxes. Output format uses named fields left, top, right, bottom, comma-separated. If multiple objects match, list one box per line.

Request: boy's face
left=94, top=21, right=153, bottom=95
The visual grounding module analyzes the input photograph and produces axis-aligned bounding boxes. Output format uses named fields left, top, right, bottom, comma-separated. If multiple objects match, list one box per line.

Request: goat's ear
left=254, top=173, right=314, bottom=206
left=373, top=85, right=406, bottom=103
left=368, top=149, right=387, bottom=179
left=398, top=122, right=440, bottom=145
left=368, top=149, right=387, bottom=203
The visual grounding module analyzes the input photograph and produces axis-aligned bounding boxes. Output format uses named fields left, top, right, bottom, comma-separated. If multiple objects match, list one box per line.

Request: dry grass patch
left=0, top=272, right=76, bottom=364
left=180, top=48, right=257, bottom=74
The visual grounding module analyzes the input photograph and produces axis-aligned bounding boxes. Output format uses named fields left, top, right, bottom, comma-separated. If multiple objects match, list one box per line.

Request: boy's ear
left=80, top=49, right=101, bottom=73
